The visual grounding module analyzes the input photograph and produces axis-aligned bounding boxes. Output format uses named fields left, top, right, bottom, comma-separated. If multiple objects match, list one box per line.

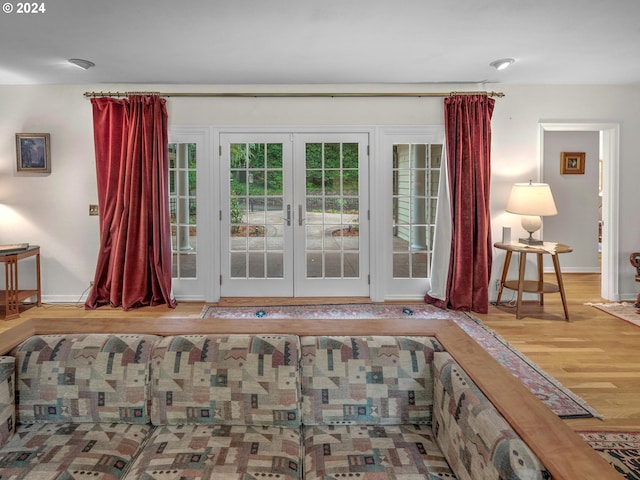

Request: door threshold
left=218, top=297, right=372, bottom=307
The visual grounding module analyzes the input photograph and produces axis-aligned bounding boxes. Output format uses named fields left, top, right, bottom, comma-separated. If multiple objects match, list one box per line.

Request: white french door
left=220, top=134, right=293, bottom=296
left=220, top=132, right=369, bottom=297
left=168, top=127, right=214, bottom=302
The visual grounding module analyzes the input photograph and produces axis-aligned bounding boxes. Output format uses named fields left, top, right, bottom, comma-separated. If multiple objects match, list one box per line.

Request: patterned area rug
left=578, top=431, right=640, bottom=480
left=200, top=303, right=601, bottom=419
left=587, top=302, right=640, bottom=328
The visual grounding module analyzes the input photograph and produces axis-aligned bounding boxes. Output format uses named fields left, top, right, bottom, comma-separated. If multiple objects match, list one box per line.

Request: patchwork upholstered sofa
left=0, top=333, right=552, bottom=480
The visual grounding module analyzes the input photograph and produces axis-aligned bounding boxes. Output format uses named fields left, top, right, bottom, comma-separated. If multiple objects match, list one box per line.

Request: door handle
left=285, top=204, right=291, bottom=226
left=298, top=205, right=305, bottom=226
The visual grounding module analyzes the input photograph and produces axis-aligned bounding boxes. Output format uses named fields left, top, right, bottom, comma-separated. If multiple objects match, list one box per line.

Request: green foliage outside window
left=228, top=142, right=359, bottom=214
left=230, top=143, right=284, bottom=197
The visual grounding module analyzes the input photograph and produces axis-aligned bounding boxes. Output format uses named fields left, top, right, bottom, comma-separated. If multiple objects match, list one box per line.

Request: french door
left=220, top=133, right=369, bottom=297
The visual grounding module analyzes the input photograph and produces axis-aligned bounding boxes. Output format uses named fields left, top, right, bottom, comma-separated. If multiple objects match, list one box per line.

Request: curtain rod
left=82, top=90, right=505, bottom=99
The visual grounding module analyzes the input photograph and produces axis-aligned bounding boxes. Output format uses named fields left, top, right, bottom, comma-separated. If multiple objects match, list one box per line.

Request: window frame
left=374, top=126, right=445, bottom=301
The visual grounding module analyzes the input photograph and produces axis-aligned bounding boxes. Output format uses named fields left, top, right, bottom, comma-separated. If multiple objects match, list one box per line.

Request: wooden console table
left=494, top=242, right=572, bottom=321
left=0, top=245, right=41, bottom=320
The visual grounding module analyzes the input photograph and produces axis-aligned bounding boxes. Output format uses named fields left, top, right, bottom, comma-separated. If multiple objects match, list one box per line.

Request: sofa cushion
left=0, top=422, right=152, bottom=480
left=128, top=424, right=302, bottom=480
left=13, top=334, right=158, bottom=425
left=150, top=334, right=301, bottom=426
left=303, top=424, right=455, bottom=479
left=432, top=352, right=550, bottom=480
left=301, top=336, right=442, bottom=426
left=0, top=357, right=15, bottom=449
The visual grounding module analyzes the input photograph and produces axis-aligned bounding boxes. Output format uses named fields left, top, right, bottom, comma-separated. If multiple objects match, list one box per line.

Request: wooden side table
left=494, top=242, right=572, bottom=321
left=0, top=245, right=41, bottom=320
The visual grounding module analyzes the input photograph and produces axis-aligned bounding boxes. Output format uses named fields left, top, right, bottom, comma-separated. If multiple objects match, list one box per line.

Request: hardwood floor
left=477, top=272, right=640, bottom=433
left=3, top=272, right=639, bottom=434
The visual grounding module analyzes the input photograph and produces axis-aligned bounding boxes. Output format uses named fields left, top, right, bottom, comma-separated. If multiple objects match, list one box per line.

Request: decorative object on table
left=199, top=303, right=600, bottom=419
left=502, top=226, right=511, bottom=243
left=0, top=243, right=29, bottom=254
left=505, top=180, right=558, bottom=245
left=560, top=151, right=586, bottom=175
left=15, top=133, right=51, bottom=174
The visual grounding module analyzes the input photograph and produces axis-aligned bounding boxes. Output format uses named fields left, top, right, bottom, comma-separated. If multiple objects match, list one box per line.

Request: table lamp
left=505, top=180, right=558, bottom=245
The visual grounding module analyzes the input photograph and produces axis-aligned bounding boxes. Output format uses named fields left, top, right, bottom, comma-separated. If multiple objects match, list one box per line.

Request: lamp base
left=519, top=236, right=543, bottom=245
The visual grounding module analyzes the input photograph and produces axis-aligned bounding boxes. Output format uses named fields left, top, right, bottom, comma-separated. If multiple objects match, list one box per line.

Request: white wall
left=1, top=83, right=639, bottom=303
left=0, top=86, right=98, bottom=302
left=543, top=131, right=600, bottom=272
left=491, top=85, right=640, bottom=301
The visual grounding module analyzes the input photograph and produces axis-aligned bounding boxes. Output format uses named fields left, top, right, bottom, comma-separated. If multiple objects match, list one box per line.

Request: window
left=392, top=143, right=442, bottom=279
left=169, top=143, right=197, bottom=279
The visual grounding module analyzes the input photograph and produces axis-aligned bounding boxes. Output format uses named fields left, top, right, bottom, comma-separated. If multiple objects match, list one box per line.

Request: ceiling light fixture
left=489, top=58, right=515, bottom=71
left=68, top=58, right=95, bottom=70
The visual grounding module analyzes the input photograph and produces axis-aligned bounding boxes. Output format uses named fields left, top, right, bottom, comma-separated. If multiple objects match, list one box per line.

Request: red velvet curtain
left=85, top=95, right=176, bottom=310
left=426, top=94, right=494, bottom=313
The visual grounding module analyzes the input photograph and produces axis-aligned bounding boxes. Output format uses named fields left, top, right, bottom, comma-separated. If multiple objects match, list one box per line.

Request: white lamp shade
left=505, top=182, right=558, bottom=217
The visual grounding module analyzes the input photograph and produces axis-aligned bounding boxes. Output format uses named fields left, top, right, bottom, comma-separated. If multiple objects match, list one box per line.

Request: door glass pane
left=169, top=143, right=197, bottom=279
left=306, top=252, right=322, bottom=278
left=324, top=143, right=340, bottom=168
left=392, top=143, right=442, bottom=279
left=229, top=143, right=284, bottom=279
left=305, top=142, right=360, bottom=279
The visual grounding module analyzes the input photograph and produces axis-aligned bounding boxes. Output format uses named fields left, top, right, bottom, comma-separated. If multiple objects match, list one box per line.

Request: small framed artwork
left=16, top=133, right=51, bottom=174
left=560, top=151, right=585, bottom=175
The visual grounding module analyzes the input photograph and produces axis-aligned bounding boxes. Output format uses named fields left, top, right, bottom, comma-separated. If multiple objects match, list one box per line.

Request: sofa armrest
left=432, top=351, right=550, bottom=480
left=0, top=356, right=15, bottom=449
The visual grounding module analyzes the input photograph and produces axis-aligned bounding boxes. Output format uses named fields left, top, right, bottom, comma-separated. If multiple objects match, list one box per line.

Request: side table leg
left=4, top=257, right=19, bottom=320
left=536, top=252, right=544, bottom=306
left=496, top=251, right=512, bottom=305
left=551, top=253, right=570, bottom=321
left=36, top=252, right=41, bottom=306
left=516, top=251, right=527, bottom=319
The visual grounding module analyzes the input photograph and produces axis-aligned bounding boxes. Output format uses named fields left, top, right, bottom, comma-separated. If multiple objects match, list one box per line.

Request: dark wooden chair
left=630, top=252, right=640, bottom=307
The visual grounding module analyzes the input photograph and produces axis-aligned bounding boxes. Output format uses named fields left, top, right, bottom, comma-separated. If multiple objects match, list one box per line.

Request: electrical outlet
left=89, top=204, right=99, bottom=216
left=495, top=279, right=500, bottom=291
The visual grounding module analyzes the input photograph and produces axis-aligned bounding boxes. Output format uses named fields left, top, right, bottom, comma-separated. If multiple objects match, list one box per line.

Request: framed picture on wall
left=560, top=151, right=585, bottom=175
left=16, top=133, right=51, bottom=174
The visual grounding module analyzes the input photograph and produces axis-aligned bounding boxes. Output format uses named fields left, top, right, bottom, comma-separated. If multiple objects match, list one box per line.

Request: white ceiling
left=1, top=0, right=639, bottom=86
